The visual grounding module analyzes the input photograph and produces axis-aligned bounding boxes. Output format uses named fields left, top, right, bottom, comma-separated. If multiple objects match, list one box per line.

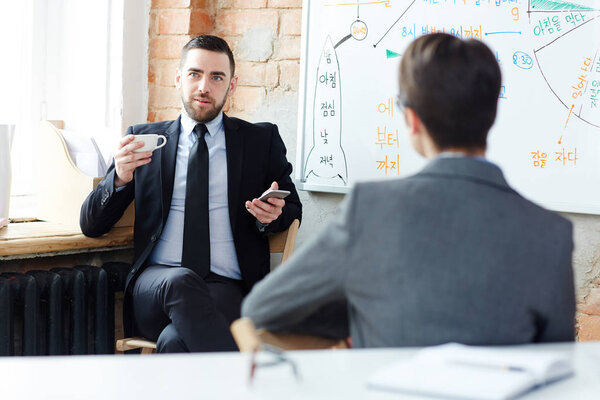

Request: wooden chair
left=115, top=219, right=301, bottom=354
left=230, top=317, right=348, bottom=352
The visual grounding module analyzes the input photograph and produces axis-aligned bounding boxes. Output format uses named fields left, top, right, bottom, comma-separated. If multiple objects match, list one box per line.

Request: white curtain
left=0, top=0, right=35, bottom=199
left=0, top=0, right=126, bottom=217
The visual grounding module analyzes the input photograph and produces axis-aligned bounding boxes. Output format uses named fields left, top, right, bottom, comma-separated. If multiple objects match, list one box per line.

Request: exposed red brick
left=149, top=86, right=181, bottom=109
left=579, top=288, right=600, bottom=315
left=578, top=314, right=600, bottom=341
left=149, top=36, right=191, bottom=60
left=231, top=86, right=266, bottom=113
left=155, top=59, right=180, bottom=87
left=147, top=111, right=157, bottom=123
left=267, top=0, right=301, bottom=8
left=274, top=35, right=301, bottom=60
left=156, top=109, right=182, bottom=122
left=152, top=0, right=191, bottom=8
left=149, top=11, right=159, bottom=36
left=280, top=9, right=302, bottom=36
left=265, top=62, right=279, bottom=87
left=216, top=10, right=278, bottom=35
left=234, top=0, right=267, bottom=8
left=279, top=60, right=299, bottom=90
left=158, top=10, right=192, bottom=35
left=190, top=11, right=214, bottom=35
left=217, top=0, right=234, bottom=9
left=236, top=62, right=267, bottom=87
left=191, top=0, right=211, bottom=8
left=148, top=62, right=157, bottom=84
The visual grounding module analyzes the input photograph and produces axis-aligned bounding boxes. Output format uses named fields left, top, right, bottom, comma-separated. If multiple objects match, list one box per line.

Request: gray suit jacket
left=242, top=157, right=575, bottom=347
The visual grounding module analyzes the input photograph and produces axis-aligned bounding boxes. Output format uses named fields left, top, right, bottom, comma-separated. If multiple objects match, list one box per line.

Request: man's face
left=176, top=48, right=237, bottom=123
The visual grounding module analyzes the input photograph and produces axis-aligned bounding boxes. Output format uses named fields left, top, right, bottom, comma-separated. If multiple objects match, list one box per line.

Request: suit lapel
left=160, top=117, right=181, bottom=225
left=224, top=114, right=244, bottom=233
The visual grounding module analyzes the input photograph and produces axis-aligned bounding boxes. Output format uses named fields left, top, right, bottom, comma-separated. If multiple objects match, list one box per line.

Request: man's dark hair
left=398, top=33, right=501, bottom=150
left=181, top=35, right=235, bottom=76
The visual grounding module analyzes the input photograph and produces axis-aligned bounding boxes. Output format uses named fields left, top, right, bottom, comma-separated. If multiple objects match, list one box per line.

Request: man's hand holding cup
left=114, top=135, right=155, bottom=188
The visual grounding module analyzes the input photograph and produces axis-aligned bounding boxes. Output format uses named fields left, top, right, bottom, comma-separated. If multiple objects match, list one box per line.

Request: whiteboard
left=295, top=0, right=600, bottom=214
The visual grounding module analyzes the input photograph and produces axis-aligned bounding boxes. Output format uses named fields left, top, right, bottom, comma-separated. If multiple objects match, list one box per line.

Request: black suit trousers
left=132, top=265, right=245, bottom=352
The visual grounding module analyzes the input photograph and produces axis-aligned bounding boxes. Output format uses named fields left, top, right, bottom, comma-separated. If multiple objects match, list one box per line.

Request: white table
left=1, top=342, right=599, bottom=399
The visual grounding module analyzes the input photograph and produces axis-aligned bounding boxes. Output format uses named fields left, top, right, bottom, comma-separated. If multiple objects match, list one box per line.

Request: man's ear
left=404, top=107, right=422, bottom=137
left=404, top=107, right=428, bottom=157
left=175, top=68, right=182, bottom=88
left=228, top=75, right=238, bottom=96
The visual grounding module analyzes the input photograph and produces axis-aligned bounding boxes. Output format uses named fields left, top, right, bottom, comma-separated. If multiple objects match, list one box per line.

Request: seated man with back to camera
left=81, top=35, right=301, bottom=353
left=242, top=33, right=575, bottom=347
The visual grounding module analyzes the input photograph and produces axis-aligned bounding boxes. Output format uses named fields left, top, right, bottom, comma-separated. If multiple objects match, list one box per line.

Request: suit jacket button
left=151, top=234, right=157, bottom=242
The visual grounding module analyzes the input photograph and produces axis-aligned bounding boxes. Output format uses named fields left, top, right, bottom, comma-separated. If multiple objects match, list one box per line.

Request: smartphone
left=258, top=189, right=291, bottom=202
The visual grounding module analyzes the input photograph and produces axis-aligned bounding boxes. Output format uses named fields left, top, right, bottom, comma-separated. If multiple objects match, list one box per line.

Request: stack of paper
left=367, top=343, right=573, bottom=400
left=59, top=129, right=108, bottom=177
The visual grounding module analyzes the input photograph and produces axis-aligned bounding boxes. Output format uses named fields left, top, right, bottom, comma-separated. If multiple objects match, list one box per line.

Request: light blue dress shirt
left=147, top=111, right=242, bottom=280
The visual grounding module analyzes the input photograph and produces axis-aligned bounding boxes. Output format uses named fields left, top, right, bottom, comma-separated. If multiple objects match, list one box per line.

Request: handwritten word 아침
left=533, top=16, right=561, bottom=37
left=319, top=71, right=337, bottom=88
left=533, top=12, right=586, bottom=37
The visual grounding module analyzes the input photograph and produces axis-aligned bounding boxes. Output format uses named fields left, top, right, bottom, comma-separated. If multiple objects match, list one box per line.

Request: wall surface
left=147, top=0, right=600, bottom=340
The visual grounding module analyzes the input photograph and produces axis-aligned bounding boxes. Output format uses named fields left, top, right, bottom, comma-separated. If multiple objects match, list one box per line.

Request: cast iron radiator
left=0, top=262, right=130, bottom=356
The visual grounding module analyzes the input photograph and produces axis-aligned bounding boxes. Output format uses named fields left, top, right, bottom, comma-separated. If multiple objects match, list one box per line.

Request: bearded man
left=81, top=35, right=301, bottom=353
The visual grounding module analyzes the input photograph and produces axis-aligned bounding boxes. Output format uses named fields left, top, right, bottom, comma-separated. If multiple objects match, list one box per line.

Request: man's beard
left=182, top=91, right=228, bottom=123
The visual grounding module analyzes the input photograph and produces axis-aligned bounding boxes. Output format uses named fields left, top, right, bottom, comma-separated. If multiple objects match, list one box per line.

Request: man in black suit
left=80, top=35, right=302, bottom=352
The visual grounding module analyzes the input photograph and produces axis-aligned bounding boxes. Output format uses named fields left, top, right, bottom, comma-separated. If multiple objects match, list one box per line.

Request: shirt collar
left=436, top=151, right=495, bottom=166
left=180, top=110, right=224, bottom=139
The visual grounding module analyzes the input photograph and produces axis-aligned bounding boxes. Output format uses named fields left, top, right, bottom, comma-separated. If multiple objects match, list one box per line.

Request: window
left=0, top=0, right=148, bottom=218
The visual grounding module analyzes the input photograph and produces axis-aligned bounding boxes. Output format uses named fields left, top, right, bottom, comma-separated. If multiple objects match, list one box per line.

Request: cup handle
left=156, top=135, right=167, bottom=149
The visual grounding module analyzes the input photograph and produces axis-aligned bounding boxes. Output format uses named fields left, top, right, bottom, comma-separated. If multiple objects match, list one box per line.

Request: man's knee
left=156, top=323, right=189, bottom=353
left=159, top=267, right=208, bottom=299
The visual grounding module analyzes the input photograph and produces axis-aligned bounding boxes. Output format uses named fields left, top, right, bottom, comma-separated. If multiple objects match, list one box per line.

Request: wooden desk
left=0, top=343, right=598, bottom=399
left=0, top=221, right=133, bottom=259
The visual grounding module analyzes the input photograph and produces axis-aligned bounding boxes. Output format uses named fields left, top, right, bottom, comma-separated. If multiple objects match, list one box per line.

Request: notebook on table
left=367, top=343, right=573, bottom=400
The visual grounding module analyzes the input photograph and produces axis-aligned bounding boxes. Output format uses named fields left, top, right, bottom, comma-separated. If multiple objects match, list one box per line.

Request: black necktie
left=182, top=123, right=210, bottom=278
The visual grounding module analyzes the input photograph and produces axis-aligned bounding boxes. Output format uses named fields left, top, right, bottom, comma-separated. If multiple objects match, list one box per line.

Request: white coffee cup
left=132, top=134, right=167, bottom=152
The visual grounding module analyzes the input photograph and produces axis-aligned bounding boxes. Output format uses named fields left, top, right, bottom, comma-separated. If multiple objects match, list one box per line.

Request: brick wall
left=147, top=0, right=302, bottom=122
left=578, top=285, right=600, bottom=341
left=148, top=0, right=215, bottom=122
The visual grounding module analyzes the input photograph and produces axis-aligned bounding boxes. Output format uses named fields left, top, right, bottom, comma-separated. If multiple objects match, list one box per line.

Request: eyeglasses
left=248, top=344, right=300, bottom=384
left=396, top=94, right=408, bottom=113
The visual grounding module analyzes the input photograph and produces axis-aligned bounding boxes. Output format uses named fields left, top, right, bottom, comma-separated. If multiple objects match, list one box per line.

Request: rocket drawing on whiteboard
left=303, top=36, right=348, bottom=185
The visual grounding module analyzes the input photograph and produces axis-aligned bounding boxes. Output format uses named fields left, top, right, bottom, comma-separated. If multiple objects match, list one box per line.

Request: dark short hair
left=181, top=35, right=235, bottom=76
left=398, top=33, right=501, bottom=150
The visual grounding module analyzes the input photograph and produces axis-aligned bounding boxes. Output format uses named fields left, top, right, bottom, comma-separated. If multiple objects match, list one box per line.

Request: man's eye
left=190, top=72, right=199, bottom=78
left=212, top=76, right=223, bottom=81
